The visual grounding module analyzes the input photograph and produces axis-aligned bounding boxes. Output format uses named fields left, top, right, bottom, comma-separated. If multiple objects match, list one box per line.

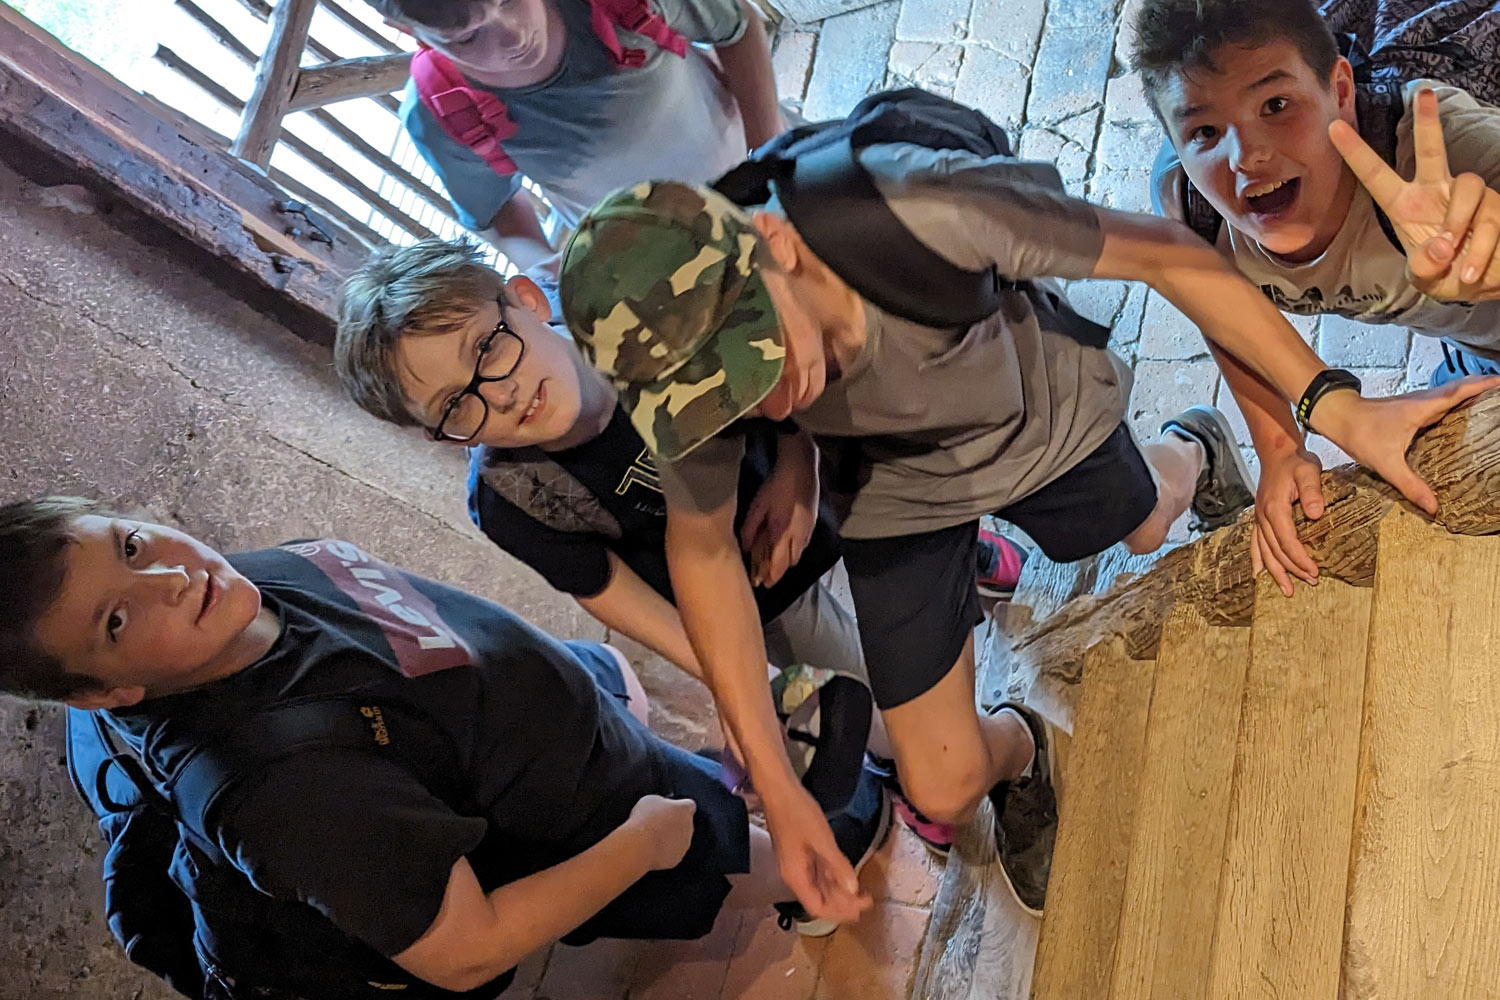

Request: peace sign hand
left=1329, top=87, right=1500, bottom=301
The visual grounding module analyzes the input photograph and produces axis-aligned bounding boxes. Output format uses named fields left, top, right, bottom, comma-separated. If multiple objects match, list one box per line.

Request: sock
left=996, top=706, right=1035, bottom=780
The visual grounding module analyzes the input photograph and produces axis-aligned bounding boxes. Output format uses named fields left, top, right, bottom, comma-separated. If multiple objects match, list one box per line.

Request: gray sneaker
left=1160, top=404, right=1255, bottom=532
left=987, top=702, right=1058, bottom=918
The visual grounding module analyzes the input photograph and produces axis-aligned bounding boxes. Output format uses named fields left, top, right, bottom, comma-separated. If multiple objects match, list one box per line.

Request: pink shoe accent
left=976, top=526, right=1028, bottom=598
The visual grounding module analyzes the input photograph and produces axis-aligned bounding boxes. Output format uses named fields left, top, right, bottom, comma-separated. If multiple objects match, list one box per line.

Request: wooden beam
left=232, top=0, right=319, bottom=166
left=1002, top=387, right=1500, bottom=707
left=156, top=45, right=438, bottom=240
left=0, top=4, right=367, bottom=332
left=286, top=52, right=411, bottom=112
left=319, top=0, right=403, bottom=55
left=174, top=0, right=258, bottom=63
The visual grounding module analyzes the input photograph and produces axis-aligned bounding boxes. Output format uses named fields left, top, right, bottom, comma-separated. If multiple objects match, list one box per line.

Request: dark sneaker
left=975, top=527, right=1030, bottom=599
left=775, top=761, right=893, bottom=936
left=865, top=753, right=955, bottom=858
left=1160, top=404, right=1255, bottom=532
left=987, top=702, right=1058, bottom=918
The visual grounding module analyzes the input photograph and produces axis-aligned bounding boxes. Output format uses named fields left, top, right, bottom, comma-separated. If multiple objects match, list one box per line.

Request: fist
left=629, top=794, right=697, bottom=871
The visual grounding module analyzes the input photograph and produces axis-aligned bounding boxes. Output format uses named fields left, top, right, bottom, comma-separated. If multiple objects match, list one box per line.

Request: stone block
left=1316, top=314, right=1409, bottom=368
left=1017, top=126, right=1089, bottom=193
left=1048, top=0, right=1124, bottom=28
left=629, top=911, right=743, bottom=1000
left=1062, top=278, right=1130, bottom=327
left=887, top=41, right=963, bottom=92
left=1025, top=24, right=1113, bottom=124
left=969, top=0, right=1046, bottom=62
left=765, top=0, right=889, bottom=20
left=953, top=45, right=1030, bottom=134
left=1138, top=289, right=1209, bottom=360
left=1104, top=70, right=1155, bottom=125
left=1128, top=358, right=1221, bottom=443
left=815, top=902, right=931, bottom=999
left=773, top=31, right=818, bottom=102
left=865, top=827, right=944, bottom=906
left=1094, top=117, right=1163, bottom=173
left=894, top=0, right=970, bottom=43
left=537, top=938, right=646, bottom=999
left=722, top=913, right=829, bottom=1000
left=1089, top=166, right=1154, bottom=214
left=803, top=1, right=900, bottom=121
left=1404, top=331, right=1446, bottom=389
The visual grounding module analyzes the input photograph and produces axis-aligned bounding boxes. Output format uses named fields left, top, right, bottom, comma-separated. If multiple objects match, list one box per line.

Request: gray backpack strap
left=478, top=446, right=623, bottom=538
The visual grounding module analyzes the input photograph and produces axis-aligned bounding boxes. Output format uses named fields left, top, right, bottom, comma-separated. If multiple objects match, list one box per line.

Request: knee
left=902, top=762, right=990, bottom=826
left=1124, top=519, right=1166, bottom=555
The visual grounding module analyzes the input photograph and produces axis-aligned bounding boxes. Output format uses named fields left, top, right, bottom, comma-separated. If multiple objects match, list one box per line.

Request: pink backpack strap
left=589, top=0, right=688, bottom=68
left=410, top=47, right=519, bottom=175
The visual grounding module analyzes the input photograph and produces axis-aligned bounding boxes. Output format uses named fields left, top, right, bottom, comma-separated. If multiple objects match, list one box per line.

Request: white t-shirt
left=1153, top=81, right=1500, bottom=359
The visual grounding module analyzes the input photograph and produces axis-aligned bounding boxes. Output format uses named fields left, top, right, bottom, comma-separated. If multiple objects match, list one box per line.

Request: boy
left=0, top=496, right=888, bottom=993
left=1134, top=0, right=1500, bottom=590
left=556, top=172, right=1490, bottom=925
left=333, top=238, right=1018, bottom=853
left=374, top=0, right=780, bottom=271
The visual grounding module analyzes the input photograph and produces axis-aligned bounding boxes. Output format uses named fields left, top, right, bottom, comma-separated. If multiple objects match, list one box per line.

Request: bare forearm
left=1091, top=208, right=1329, bottom=400
left=481, top=196, right=555, bottom=272
left=1209, top=340, right=1304, bottom=455
left=576, top=553, right=706, bottom=680
left=667, top=514, right=799, bottom=794
left=717, top=0, right=781, bottom=149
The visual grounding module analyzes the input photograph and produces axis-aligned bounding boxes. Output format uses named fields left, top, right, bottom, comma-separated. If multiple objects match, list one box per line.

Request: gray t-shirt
left=402, top=0, right=748, bottom=230
left=661, top=144, right=1132, bottom=540
left=1153, top=81, right=1500, bottom=359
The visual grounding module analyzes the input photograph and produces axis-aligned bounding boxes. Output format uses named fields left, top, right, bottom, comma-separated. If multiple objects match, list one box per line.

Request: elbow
left=422, top=956, right=520, bottom=994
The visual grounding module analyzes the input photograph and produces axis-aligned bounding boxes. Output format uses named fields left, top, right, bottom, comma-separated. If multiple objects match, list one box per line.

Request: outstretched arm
left=716, top=0, right=782, bottom=149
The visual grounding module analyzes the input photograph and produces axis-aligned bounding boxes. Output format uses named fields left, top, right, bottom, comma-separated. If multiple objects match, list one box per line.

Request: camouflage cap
left=559, top=180, right=784, bottom=463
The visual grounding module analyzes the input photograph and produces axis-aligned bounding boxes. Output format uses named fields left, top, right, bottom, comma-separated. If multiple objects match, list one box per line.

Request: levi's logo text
left=283, top=540, right=474, bottom=677
left=359, top=706, right=390, bottom=746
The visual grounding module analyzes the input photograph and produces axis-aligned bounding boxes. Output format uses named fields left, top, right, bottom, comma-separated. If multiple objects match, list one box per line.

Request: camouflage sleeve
left=659, top=433, right=746, bottom=514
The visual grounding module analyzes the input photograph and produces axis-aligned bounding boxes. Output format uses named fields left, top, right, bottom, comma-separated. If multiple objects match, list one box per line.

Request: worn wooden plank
left=1206, top=575, right=1370, bottom=999
left=1004, top=389, right=1500, bottom=718
left=1343, top=509, right=1500, bottom=998
left=1108, top=606, right=1249, bottom=999
left=319, top=0, right=404, bottom=55
left=0, top=5, right=365, bottom=330
left=287, top=52, right=411, bottom=112
left=233, top=0, right=319, bottom=166
left=1032, top=640, right=1155, bottom=1000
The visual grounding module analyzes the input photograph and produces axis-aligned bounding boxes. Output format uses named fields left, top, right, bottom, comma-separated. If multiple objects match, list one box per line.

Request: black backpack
left=1178, top=24, right=1500, bottom=251
left=65, top=701, right=510, bottom=1000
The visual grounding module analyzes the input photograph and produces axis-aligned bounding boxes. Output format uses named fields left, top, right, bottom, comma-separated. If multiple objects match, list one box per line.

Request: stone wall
left=0, top=154, right=635, bottom=999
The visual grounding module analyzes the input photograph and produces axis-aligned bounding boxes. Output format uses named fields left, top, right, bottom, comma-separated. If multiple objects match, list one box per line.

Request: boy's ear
left=1330, top=56, right=1358, bottom=120
left=64, top=684, right=147, bottom=711
left=751, top=212, right=799, bottom=272
left=505, top=275, right=553, bottom=323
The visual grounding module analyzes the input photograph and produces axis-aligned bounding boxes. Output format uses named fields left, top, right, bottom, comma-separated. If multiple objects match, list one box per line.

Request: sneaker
left=987, top=702, right=1058, bottom=918
left=1160, top=405, right=1255, bottom=533
left=864, top=753, right=955, bottom=858
left=976, top=527, right=1030, bottom=599
left=774, top=761, right=893, bottom=936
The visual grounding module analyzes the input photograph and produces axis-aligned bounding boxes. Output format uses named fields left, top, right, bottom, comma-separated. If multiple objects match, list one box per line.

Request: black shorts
left=842, top=424, right=1157, bottom=710
left=562, top=642, right=751, bottom=944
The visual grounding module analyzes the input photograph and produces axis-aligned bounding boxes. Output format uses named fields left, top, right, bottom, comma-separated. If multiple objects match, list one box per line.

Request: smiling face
left=32, top=516, right=271, bottom=705
left=1160, top=40, right=1359, bottom=261
left=406, top=0, right=561, bottom=81
left=397, top=276, right=592, bottom=449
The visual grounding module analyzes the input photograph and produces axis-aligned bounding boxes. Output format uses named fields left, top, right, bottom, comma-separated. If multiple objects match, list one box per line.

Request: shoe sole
left=990, top=705, right=1058, bottom=920
left=794, top=789, right=894, bottom=937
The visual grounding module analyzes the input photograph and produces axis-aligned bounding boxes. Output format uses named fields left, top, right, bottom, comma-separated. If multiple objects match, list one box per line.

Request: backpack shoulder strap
left=1353, top=80, right=1407, bottom=255
left=477, top=445, right=624, bottom=538
left=588, top=0, right=688, bottom=68
left=410, top=47, right=518, bottom=176
left=163, top=696, right=470, bottom=847
left=1180, top=181, right=1224, bottom=245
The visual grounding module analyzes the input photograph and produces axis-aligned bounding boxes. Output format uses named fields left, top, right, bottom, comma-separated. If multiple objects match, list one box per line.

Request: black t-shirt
left=467, top=407, right=841, bottom=619
left=108, top=542, right=729, bottom=958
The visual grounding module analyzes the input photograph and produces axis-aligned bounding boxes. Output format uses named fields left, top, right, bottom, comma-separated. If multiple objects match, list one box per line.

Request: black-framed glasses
left=429, top=304, right=525, bottom=443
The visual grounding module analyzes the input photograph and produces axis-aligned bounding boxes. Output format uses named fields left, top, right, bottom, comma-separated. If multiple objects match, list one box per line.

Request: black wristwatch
left=1295, top=368, right=1362, bottom=433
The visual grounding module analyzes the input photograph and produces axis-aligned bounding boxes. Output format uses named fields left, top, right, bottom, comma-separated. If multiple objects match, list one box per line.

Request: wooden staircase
left=914, top=390, right=1500, bottom=999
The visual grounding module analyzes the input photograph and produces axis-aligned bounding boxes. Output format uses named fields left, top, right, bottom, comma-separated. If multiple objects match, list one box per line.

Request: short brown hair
left=0, top=496, right=115, bottom=701
left=335, top=238, right=505, bottom=427
left=363, top=0, right=487, bottom=31
left=1131, top=0, right=1339, bottom=120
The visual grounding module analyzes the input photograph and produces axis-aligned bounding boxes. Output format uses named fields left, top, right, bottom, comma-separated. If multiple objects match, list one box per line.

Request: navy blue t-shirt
left=107, top=542, right=748, bottom=959
left=468, top=408, right=841, bottom=620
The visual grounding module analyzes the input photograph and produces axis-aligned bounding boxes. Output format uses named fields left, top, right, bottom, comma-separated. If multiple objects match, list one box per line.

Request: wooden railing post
left=232, top=0, right=318, bottom=166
